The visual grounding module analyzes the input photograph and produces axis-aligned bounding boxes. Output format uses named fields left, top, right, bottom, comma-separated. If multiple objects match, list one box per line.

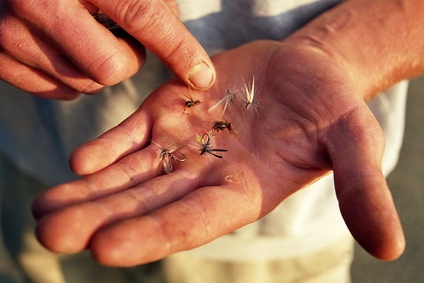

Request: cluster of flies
left=94, top=14, right=260, bottom=174
left=153, top=78, right=258, bottom=174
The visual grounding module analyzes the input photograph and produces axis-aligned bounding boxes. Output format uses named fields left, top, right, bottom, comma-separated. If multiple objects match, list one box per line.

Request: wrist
left=286, top=0, right=424, bottom=100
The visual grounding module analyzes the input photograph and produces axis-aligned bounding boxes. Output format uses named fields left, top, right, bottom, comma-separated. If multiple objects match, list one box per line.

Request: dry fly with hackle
left=151, top=140, right=187, bottom=174
left=196, top=133, right=228, bottom=159
left=208, top=89, right=236, bottom=116
left=179, top=92, right=201, bottom=115
left=243, top=77, right=259, bottom=112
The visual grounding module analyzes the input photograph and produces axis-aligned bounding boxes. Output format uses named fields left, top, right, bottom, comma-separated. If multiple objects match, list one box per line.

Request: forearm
left=287, top=0, right=424, bottom=100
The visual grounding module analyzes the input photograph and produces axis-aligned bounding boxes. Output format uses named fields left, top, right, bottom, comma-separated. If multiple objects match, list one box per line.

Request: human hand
left=0, top=0, right=214, bottom=99
left=33, top=40, right=404, bottom=266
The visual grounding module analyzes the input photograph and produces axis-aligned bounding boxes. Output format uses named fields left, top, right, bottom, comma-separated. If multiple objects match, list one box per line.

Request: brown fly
left=211, top=121, right=238, bottom=137
left=179, top=93, right=200, bottom=115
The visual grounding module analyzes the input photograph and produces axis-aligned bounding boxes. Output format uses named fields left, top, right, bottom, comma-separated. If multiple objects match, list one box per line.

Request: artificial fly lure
left=208, top=89, right=236, bottom=116
left=211, top=121, right=238, bottom=137
left=243, top=77, right=259, bottom=111
left=196, top=133, right=228, bottom=159
left=151, top=140, right=187, bottom=174
left=179, top=93, right=201, bottom=115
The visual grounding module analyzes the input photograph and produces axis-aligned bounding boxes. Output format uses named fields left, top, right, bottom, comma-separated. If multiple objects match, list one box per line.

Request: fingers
left=0, top=13, right=104, bottom=95
left=35, top=143, right=267, bottom=265
left=35, top=170, right=203, bottom=254
left=327, top=106, right=405, bottom=261
left=35, top=107, right=205, bottom=217
left=69, top=80, right=199, bottom=175
left=70, top=108, right=152, bottom=175
left=0, top=53, right=81, bottom=99
left=1, top=0, right=214, bottom=97
left=33, top=143, right=158, bottom=219
left=1, top=0, right=146, bottom=95
left=91, top=182, right=260, bottom=266
left=92, top=0, right=215, bottom=89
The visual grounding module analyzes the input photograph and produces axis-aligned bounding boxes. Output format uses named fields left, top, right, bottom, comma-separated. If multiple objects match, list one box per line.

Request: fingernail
left=188, top=62, right=215, bottom=89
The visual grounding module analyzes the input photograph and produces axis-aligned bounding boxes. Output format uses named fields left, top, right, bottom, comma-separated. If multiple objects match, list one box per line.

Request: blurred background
left=351, top=76, right=424, bottom=282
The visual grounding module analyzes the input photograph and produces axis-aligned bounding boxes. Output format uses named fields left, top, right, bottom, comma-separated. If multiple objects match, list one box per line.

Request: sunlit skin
left=0, top=0, right=215, bottom=99
left=31, top=0, right=424, bottom=268
left=33, top=40, right=405, bottom=266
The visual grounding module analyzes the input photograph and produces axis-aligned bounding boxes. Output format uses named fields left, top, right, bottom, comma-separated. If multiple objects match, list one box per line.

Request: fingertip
left=70, top=142, right=106, bottom=175
left=380, top=233, right=406, bottom=261
left=187, top=61, right=216, bottom=90
left=90, top=233, right=128, bottom=267
left=90, top=216, right=168, bottom=267
left=35, top=212, right=86, bottom=254
left=357, top=222, right=405, bottom=261
left=35, top=204, right=110, bottom=254
left=336, top=175, right=405, bottom=262
left=32, top=182, right=85, bottom=219
left=69, top=146, right=87, bottom=175
left=35, top=216, right=63, bottom=253
left=32, top=191, right=52, bottom=220
left=90, top=225, right=143, bottom=267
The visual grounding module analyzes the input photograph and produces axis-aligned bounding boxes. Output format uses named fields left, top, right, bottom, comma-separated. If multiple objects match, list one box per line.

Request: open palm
left=33, top=40, right=404, bottom=266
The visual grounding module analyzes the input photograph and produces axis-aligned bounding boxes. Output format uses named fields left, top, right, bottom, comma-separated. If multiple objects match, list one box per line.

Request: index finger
left=92, top=0, right=216, bottom=90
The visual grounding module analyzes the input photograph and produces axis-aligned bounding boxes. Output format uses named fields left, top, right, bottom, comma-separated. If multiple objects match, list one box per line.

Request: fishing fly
left=208, top=89, right=236, bottom=116
left=151, top=140, right=187, bottom=174
left=179, top=93, right=201, bottom=115
left=243, top=77, right=259, bottom=111
left=211, top=120, right=238, bottom=137
left=196, top=133, right=228, bottom=159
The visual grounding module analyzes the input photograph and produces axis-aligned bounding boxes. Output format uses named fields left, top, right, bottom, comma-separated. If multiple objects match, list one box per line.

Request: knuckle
left=85, top=47, right=143, bottom=87
left=161, top=36, right=189, bottom=63
left=119, top=0, right=165, bottom=32
left=115, top=0, right=192, bottom=64
left=86, top=52, right=127, bottom=86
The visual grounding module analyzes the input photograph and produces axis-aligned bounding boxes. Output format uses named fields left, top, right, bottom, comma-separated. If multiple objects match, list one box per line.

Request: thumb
left=327, top=107, right=405, bottom=261
left=92, top=0, right=215, bottom=90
